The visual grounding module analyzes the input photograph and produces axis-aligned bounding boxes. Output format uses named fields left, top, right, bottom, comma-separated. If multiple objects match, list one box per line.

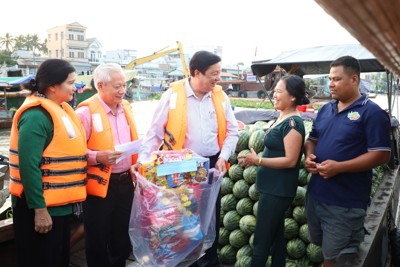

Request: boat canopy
left=251, top=44, right=386, bottom=77
left=0, top=75, right=86, bottom=89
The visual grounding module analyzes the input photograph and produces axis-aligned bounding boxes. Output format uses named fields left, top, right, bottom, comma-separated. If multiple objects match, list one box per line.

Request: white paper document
left=115, top=138, right=143, bottom=163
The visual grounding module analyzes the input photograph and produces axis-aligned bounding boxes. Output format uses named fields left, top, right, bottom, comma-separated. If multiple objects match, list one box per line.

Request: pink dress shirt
left=75, top=95, right=133, bottom=173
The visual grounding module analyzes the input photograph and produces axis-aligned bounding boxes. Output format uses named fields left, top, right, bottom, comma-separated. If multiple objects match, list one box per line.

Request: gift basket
left=129, top=149, right=222, bottom=267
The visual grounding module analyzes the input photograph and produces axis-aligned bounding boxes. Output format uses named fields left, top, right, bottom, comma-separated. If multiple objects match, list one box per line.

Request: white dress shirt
left=139, top=79, right=239, bottom=162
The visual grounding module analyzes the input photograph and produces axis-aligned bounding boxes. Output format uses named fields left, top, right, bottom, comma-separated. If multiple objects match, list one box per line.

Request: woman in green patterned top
left=239, top=75, right=308, bottom=267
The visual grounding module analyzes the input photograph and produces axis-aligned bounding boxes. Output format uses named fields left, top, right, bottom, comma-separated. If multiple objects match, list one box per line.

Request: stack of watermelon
left=217, top=120, right=318, bottom=267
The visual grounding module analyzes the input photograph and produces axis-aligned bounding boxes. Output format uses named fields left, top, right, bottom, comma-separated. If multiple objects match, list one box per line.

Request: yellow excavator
left=124, top=41, right=189, bottom=76
left=73, top=41, right=189, bottom=106
left=75, top=41, right=188, bottom=90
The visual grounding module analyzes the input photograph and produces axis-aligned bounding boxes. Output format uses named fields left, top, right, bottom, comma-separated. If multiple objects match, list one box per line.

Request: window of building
left=69, top=34, right=74, bottom=40
left=61, top=31, right=64, bottom=40
left=78, top=52, right=84, bottom=58
left=77, top=35, right=84, bottom=41
left=56, top=50, right=59, bottom=58
left=55, top=33, right=58, bottom=41
left=69, top=51, right=74, bottom=58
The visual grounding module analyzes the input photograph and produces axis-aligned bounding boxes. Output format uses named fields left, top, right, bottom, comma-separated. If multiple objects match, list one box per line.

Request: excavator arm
left=124, top=41, right=189, bottom=78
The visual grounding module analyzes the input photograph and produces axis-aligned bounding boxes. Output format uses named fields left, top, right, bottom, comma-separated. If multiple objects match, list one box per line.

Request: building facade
left=47, top=22, right=92, bottom=73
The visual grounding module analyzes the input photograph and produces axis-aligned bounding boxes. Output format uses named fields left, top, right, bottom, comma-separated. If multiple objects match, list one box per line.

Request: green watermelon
left=248, top=183, right=260, bottom=201
left=221, top=177, right=234, bottom=196
left=286, top=261, right=300, bottom=267
left=233, top=180, right=250, bottom=199
left=249, top=233, right=255, bottom=248
left=237, top=149, right=251, bottom=165
left=239, top=214, right=257, bottom=235
left=284, top=218, right=299, bottom=240
left=223, top=210, right=241, bottom=231
left=299, top=224, right=310, bottom=243
left=243, top=165, right=257, bottom=185
left=235, top=255, right=252, bottom=267
left=286, top=238, right=306, bottom=260
left=236, top=130, right=250, bottom=152
left=248, top=129, right=265, bottom=153
left=298, top=168, right=309, bottom=186
left=219, top=227, right=231, bottom=246
left=254, top=120, right=268, bottom=129
left=236, top=244, right=253, bottom=260
left=221, top=194, right=239, bottom=212
left=295, top=256, right=313, bottom=267
left=229, top=164, right=245, bottom=182
left=292, top=206, right=307, bottom=225
left=219, top=244, right=238, bottom=264
left=220, top=209, right=226, bottom=225
left=229, top=152, right=239, bottom=165
left=229, top=229, right=249, bottom=248
left=249, top=125, right=263, bottom=135
left=236, top=197, right=254, bottom=216
left=292, top=186, right=306, bottom=206
left=306, top=243, right=323, bottom=264
left=253, top=201, right=258, bottom=217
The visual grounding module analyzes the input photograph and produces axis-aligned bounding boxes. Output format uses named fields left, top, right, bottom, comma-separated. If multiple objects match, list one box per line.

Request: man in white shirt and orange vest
left=76, top=63, right=139, bottom=267
left=139, top=51, right=239, bottom=267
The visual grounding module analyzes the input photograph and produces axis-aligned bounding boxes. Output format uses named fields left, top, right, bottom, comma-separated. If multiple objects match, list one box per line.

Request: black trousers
left=84, top=172, right=134, bottom=267
left=13, top=194, right=71, bottom=267
left=192, top=154, right=222, bottom=267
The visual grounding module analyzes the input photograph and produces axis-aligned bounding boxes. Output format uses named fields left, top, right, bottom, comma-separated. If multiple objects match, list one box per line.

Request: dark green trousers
left=251, top=193, right=294, bottom=267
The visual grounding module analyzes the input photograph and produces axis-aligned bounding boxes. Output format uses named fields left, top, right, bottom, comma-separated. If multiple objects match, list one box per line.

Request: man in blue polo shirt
left=304, top=56, right=391, bottom=267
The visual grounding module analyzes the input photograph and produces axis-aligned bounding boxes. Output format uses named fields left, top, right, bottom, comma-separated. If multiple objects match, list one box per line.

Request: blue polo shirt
left=307, top=94, right=391, bottom=209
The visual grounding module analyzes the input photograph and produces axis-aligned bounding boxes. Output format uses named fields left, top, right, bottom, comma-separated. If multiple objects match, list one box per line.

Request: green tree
left=13, top=35, right=27, bottom=50
left=0, top=50, right=17, bottom=66
left=0, top=33, right=15, bottom=52
left=38, top=38, right=48, bottom=55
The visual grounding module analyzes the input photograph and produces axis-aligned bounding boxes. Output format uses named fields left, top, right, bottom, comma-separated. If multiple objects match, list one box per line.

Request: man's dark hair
left=330, top=56, right=361, bottom=80
left=189, top=50, right=221, bottom=77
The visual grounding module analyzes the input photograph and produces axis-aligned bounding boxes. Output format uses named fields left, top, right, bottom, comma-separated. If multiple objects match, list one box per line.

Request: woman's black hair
left=22, top=59, right=75, bottom=94
left=280, top=75, right=309, bottom=105
left=189, top=50, right=221, bottom=77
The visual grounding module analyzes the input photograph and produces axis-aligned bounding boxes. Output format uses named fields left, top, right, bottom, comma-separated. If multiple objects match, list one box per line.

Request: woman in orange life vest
left=9, top=59, right=88, bottom=267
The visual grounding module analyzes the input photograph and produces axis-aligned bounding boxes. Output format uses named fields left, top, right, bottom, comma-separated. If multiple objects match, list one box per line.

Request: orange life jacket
left=164, top=79, right=227, bottom=152
left=77, top=94, right=138, bottom=198
left=9, top=96, right=88, bottom=207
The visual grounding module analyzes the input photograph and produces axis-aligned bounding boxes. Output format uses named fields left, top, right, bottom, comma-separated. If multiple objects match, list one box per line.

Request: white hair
left=92, top=63, right=124, bottom=89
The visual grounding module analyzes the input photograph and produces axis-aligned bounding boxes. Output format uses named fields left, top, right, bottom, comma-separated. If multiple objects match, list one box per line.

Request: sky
left=1, top=0, right=358, bottom=67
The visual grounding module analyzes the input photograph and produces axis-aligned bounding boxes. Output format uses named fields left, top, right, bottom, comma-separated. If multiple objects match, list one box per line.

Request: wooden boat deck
left=0, top=235, right=137, bottom=267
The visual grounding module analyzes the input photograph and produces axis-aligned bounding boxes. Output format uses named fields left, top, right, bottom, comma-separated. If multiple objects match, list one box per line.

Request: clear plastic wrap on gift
left=129, top=169, right=222, bottom=267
